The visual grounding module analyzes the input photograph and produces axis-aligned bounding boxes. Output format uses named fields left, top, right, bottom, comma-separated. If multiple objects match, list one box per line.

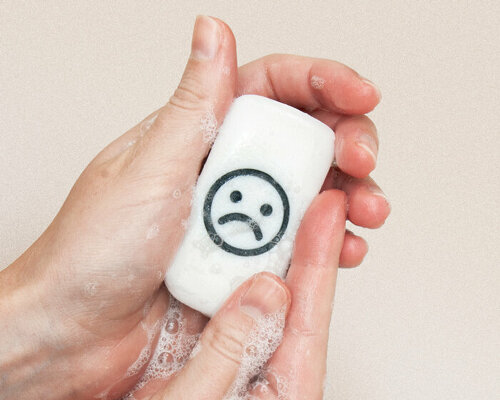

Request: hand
left=0, top=16, right=389, bottom=399
left=129, top=190, right=347, bottom=400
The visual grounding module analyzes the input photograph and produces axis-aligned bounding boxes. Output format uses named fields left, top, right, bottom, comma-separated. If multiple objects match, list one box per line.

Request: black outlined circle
left=203, top=168, right=290, bottom=256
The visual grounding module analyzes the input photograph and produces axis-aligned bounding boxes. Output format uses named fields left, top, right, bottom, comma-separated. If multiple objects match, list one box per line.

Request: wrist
left=0, top=251, right=80, bottom=399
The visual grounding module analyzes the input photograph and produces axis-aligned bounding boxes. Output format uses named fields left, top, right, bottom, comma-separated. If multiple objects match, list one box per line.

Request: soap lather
left=165, top=95, right=335, bottom=317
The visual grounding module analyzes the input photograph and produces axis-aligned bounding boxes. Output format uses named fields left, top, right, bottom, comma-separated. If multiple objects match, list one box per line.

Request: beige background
left=1, top=1, right=499, bottom=399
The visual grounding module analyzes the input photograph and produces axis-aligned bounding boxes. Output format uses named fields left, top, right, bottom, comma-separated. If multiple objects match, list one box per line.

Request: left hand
left=0, top=16, right=389, bottom=399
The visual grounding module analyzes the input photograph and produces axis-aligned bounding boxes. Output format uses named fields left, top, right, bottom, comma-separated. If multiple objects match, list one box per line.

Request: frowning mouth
left=218, top=213, right=263, bottom=241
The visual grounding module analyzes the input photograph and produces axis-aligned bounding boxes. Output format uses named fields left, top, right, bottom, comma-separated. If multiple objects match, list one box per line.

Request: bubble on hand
left=84, top=282, right=98, bottom=297
left=172, top=189, right=182, bottom=199
left=140, top=113, right=159, bottom=136
left=200, top=106, right=219, bottom=145
left=223, top=308, right=286, bottom=399
left=125, top=319, right=161, bottom=377
left=189, top=340, right=202, bottom=359
left=157, top=351, right=174, bottom=366
left=165, top=317, right=179, bottom=334
left=310, top=75, right=326, bottom=90
left=125, top=139, right=137, bottom=148
left=146, top=223, right=160, bottom=240
left=247, top=366, right=289, bottom=400
left=189, top=184, right=197, bottom=206
left=122, top=295, right=200, bottom=397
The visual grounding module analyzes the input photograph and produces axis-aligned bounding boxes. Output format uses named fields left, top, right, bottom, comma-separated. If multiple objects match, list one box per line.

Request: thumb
left=133, top=15, right=237, bottom=179
left=158, top=272, right=290, bottom=400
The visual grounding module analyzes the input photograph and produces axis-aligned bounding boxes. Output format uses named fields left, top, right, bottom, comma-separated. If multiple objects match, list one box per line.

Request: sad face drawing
left=203, top=169, right=290, bottom=256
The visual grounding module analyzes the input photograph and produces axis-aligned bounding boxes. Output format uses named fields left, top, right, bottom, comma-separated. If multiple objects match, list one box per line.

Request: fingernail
left=368, top=186, right=391, bottom=209
left=355, top=133, right=378, bottom=163
left=360, top=77, right=382, bottom=100
left=240, top=274, right=288, bottom=318
left=191, top=15, right=220, bottom=60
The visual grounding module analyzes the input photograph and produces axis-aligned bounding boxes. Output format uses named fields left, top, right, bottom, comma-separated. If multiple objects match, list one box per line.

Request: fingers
left=156, top=273, right=290, bottom=400
left=130, top=15, right=238, bottom=181
left=312, top=112, right=379, bottom=178
left=286, top=190, right=346, bottom=337
left=238, top=54, right=381, bottom=115
left=339, top=230, right=368, bottom=268
left=254, top=190, right=346, bottom=399
left=322, top=168, right=391, bottom=229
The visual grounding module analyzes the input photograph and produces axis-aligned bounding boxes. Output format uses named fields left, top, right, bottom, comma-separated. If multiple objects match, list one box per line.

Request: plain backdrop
left=1, top=1, right=498, bottom=399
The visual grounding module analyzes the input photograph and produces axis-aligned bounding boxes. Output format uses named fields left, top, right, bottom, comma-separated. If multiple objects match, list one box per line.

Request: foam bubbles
left=311, top=75, right=326, bottom=89
left=84, top=282, right=98, bottom=297
left=125, top=139, right=137, bottom=148
left=125, top=320, right=161, bottom=377
left=94, top=387, right=111, bottom=400
left=146, top=224, right=160, bottom=240
left=223, top=308, right=286, bottom=399
left=188, top=340, right=202, bottom=360
left=165, top=317, right=179, bottom=334
left=140, top=113, right=159, bottom=136
left=122, top=113, right=158, bottom=152
left=120, top=302, right=288, bottom=399
left=200, top=107, right=218, bottom=145
left=248, top=366, right=289, bottom=399
left=121, top=296, right=200, bottom=398
left=189, top=184, right=197, bottom=206
left=172, top=189, right=182, bottom=199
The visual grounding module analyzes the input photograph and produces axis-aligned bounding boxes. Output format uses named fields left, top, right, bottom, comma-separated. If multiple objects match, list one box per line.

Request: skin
left=0, top=16, right=390, bottom=400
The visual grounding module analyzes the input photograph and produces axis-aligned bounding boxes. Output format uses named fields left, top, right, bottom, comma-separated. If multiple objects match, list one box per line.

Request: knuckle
left=204, top=319, right=249, bottom=365
left=168, top=73, right=209, bottom=112
left=285, top=299, right=322, bottom=338
left=286, top=322, right=321, bottom=338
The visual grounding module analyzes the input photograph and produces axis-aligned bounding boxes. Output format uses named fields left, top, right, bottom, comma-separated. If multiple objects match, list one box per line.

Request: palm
left=40, top=142, right=204, bottom=397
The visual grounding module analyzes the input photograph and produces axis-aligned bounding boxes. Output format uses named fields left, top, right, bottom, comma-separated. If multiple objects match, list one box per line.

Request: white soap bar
left=165, top=95, right=334, bottom=316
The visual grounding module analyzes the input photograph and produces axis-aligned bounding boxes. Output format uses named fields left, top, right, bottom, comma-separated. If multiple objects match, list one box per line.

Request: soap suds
left=172, top=189, right=182, bottom=199
left=142, top=297, right=154, bottom=318
left=140, top=113, right=159, bottom=136
left=146, top=224, right=160, bottom=240
left=121, top=305, right=287, bottom=399
left=193, top=235, right=220, bottom=257
left=200, top=107, right=219, bottom=145
left=121, top=296, right=200, bottom=398
left=125, top=139, right=137, bottom=148
left=310, top=75, right=326, bottom=89
left=94, top=387, right=111, bottom=400
left=125, top=320, right=161, bottom=377
left=249, top=366, right=289, bottom=399
left=123, top=113, right=158, bottom=151
left=188, top=340, right=202, bottom=360
left=223, top=308, right=286, bottom=399
left=156, top=269, right=164, bottom=281
left=189, top=184, right=197, bottom=206
left=84, top=282, right=98, bottom=297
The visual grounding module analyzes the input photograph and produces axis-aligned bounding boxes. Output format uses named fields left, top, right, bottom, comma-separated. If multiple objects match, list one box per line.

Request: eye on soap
left=165, top=95, right=335, bottom=317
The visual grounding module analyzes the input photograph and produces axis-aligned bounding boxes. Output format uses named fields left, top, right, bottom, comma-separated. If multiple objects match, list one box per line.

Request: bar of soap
left=165, top=95, right=335, bottom=316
